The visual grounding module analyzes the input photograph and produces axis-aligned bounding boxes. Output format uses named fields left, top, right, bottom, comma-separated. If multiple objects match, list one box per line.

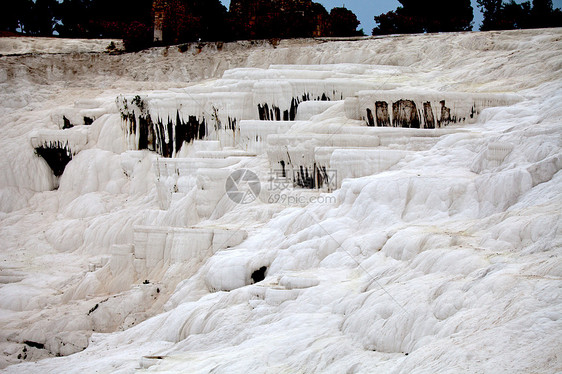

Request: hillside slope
left=0, top=30, right=561, bottom=373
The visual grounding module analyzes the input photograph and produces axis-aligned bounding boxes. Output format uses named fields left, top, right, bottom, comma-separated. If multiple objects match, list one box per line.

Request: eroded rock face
left=34, top=143, right=73, bottom=177
left=353, top=91, right=522, bottom=129
left=392, top=100, right=420, bottom=128
left=4, top=28, right=561, bottom=374
left=375, top=101, right=390, bottom=127
left=439, top=100, right=452, bottom=126
left=423, top=101, right=435, bottom=129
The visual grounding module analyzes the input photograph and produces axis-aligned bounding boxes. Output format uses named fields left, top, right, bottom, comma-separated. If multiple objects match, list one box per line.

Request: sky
left=219, top=0, right=562, bottom=33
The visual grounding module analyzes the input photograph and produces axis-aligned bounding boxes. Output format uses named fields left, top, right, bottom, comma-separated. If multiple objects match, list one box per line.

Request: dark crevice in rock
left=174, top=114, right=206, bottom=155
left=316, top=165, right=333, bottom=189
left=62, top=116, right=73, bottom=129
left=276, top=162, right=335, bottom=191
left=35, top=142, right=73, bottom=177
left=295, top=165, right=316, bottom=189
left=423, top=101, right=435, bottom=129
left=375, top=101, right=390, bottom=127
left=393, top=100, right=420, bottom=128
left=293, top=163, right=333, bottom=190
left=24, top=341, right=45, bottom=350
left=251, top=266, right=267, bottom=283
left=366, top=108, right=375, bottom=126
left=138, top=116, right=152, bottom=151
left=128, top=111, right=210, bottom=157
left=87, top=304, right=99, bottom=315
left=259, top=93, right=332, bottom=121
left=439, top=100, right=451, bottom=127
left=279, top=160, right=286, bottom=178
left=258, top=103, right=281, bottom=121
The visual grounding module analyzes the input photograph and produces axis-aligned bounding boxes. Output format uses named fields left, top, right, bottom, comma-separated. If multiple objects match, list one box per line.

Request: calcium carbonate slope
left=0, top=29, right=560, bottom=373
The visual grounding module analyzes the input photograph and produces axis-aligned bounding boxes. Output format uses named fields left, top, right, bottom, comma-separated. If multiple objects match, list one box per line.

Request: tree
left=282, top=2, right=330, bottom=38
left=55, top=0, right=153, bottom=38
left=193, top=0, right=229, bottom=41
left=373, top=11, right=424, bottom=35
left=229, top=0, right=332, bottom=40
left=530, top=0, right=562, bottom=27
left=478, top=0, right=562, bottom=30
left=425, top=0, right=474, bottom=32
left=533, top=0, right=553, bottom=15
left=502, top=1, right=532, bottom=29
left=123, top=21, right=153, bottom=51
left=157, top=0, right=229, bottom=43
left=0, top=0, right=33, bottom=34
left=1, top=0, right=60, bottom=36
left=373, top=0, right=473, bottom=35
left=56, top=0, right=94, bottom=37
left=478, top=0, right=508, bottom=30
left=23, top=0, right=60, bottom=36
left=329, top=7, right=363, bottom=37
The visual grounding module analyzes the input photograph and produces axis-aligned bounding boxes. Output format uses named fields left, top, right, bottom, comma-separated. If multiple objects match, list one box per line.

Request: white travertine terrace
left=0, top=29, right=561, bottom=373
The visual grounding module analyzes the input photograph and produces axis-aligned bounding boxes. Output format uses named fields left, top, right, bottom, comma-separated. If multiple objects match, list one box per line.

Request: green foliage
left=477, top=0, right=562, bottom=30
left=123, top=22, right=153, bottom=51
left=478, top=0, right=514, bottom=30
left=529, top=0, right=562, bottom=27
left=0, top=0, right=33, bottom=34
left=158, top=0, right=230, bottom=44
left=373, top=0, right=474, bottom=35
left=1, top=0, right=365, bottom=48
left=229, top=1, right=334, bottom=40
left=373, top=11, right=424, bottom=35
left=15, top=0, right=60, bottom=36
left=502, top=1, right=532, bottom=29
left=329, top=7, right=363, bottom=37
left=56, top=0, right=153, bottom=38
left=55, top=0, right=94, bottom=38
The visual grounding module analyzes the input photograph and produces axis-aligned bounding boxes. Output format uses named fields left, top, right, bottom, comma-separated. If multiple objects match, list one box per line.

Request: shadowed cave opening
left=35, top=143, right=73, bottom=177
left=251, top=266, right=267, bottom=284
left=62, top=116, right=73, bottom=129
left=24, top=341, right=45, bottom=350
